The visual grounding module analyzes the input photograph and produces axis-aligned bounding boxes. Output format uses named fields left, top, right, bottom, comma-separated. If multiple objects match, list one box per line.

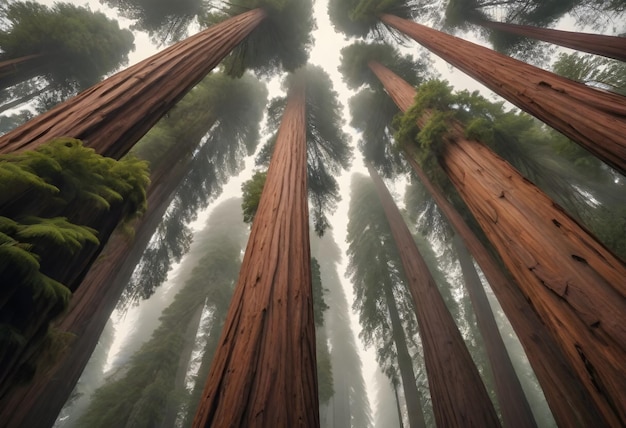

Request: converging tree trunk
left=453, top=235, right=536, bottom=428
left=193, top=80, right=320, bottom=427
left=0, top=55, right=47, bottom=90
left=367, top=164, right=500, bottom=427
left=379, top=13, right=626, bottom=175
left=367, top=59, right=626, bottom=426
left=0, top=9, right=266, bottom=158
left=383, top=283, right=426, bottom=428
left=474, top=18, right=626, bottom=62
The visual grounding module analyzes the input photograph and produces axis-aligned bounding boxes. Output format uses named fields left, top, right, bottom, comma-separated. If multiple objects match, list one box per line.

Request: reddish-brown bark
left=368, top=58, right=626, bottom=426
left=368, top=164, right=501, bottom=428
left=379, top=13, right=626, bottom=175
left=193, top=81, right=319, bottom=427
left=0, top=9, right=266, bottom=158
left=475, top=19, right=626, bottom=62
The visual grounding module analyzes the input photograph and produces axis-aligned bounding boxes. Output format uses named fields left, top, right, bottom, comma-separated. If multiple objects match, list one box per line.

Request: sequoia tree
left=0, top=73, right=267, bottom=428
left=328, top=0, right=626, bottom=175
left=193, top=66, right=350, bottom=427
left=0, top=0, right=312, bottom=158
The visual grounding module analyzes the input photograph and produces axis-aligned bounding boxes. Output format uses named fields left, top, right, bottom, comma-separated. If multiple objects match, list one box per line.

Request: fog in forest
left=1, top=0, right=625, bottom=426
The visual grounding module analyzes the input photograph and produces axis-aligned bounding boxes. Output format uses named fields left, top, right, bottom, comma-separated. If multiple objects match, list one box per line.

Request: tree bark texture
left=380, top=13, right=626, bottom=175
left=0, top=148, right=194, bottom=427
left=0, top=55, right=45, bottom=90
left=368, top=164, right=501, bottom=428
left=476, top=18, right=626, bottom=62
left=193, top=81, right=319, bottom=427
left=383, top=283, right=426, bottom=428
left=0, top=9, right=266, bottom=158
left=453, top=235, right=536, bottom=428
left=442, top=138, right=626, bottom=426
left=369, top=58, right=626, bottom=426
left=403, top=147, right=604, bottom=428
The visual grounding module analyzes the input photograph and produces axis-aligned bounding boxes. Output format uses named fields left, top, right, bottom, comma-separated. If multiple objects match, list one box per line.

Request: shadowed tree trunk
left=193, top=80, right=319, bottom=427
left=0, top=9, right=266, bottom=158
left=474, top=18, right=626, bottom=61
left=366, top=59, right=626, bottom=426
left=383, top=282, right=426, bottom=428
left=0, top=83, right=52, bottom=115
left=0, top=145, right=192, bottom=428
left=378, top=13, right=626, bottom=175
left=0, top=55, right=46, bottom=90
left=453, top=234, right=536, bottom=428
left=367, top=164, right=500, bottom=427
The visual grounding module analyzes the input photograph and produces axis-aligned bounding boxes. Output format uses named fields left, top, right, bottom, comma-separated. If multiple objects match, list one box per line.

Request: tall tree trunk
left=0, top=9, right=266, bottom=158
left=393, top=382, right=406, bottom=428
left=453, top=235, right=536, bottom=428
left=367, top=164, right=500, bottom=427
left=383, top=282, right=426, bottom=428
left=0, top=83, right=52, bottom=115
left=475, top=18, right=626, bottom=62
left=368, top=59, right=612, bottom=427
left=192, top=80, right=319, bottom=427
left=379, top=13, right=626, bottom=175
left=0, top=54, right=46, bottom=90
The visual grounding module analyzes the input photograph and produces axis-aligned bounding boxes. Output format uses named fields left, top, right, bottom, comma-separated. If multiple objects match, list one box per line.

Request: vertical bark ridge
left=475, top=19, right=626, bottom=62
left=193, top=80, right=319, bottom=427
left=369, top=59, right=624, bottom=426
left=379, top=13, right=626, bottom=175
left=0, top=9, right=266, bottom=158
left=368, top=164, right=501, bottom=428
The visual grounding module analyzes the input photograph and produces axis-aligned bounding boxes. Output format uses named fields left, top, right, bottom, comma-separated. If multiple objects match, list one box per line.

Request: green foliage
left=81, top=199, right=247, bottom=428
left=255, top=66, right=351, bottom=236
left=102, top=0, right=206, bottom=45
left=241, top=170, right=267, bottom=224
left=0, top=138, right=149, bottom=388
left=552, top=52, right=626, bottom=96
left=339, top=42, right=432, bottom=91
left=211, top=0, right=314, bottom=77
left=311, top=257, right=329, bottom=327
left=120, top=73, right=267, bottom=307
left=0, top=1, right=134, bottom=88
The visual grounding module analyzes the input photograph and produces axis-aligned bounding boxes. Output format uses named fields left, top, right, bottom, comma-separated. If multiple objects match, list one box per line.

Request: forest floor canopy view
left=0, top=0, right=624, bottom=427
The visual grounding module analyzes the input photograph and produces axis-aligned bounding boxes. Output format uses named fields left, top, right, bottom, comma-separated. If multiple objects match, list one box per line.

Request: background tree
left=0, top=2, right=134, bottom=92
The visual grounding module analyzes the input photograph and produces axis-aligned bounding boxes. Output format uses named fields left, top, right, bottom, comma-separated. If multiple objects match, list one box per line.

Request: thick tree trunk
left=0, top=9, right=266, bottom=158
left=193, top=80, right=319, bottom=427
left=379, top=13, right=626, bottom=175
left=475, top=18, right=626, bottom=62
left=369, top=58, right=626, bottom=426
left=0, top=54, right=46, bottom=90
left=453, top=235, right=536, bottom=428
left=383, top=282, right=426, bottom=428
left=368, top=164, right=500, bottom=427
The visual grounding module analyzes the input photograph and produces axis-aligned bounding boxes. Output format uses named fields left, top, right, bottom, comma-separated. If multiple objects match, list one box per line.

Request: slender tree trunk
left=453, top=235, right=536, bottom=427
left=383, top=282, right=426, bottom=428
left=369, top=59, right=612, bottom=427
left=475, top=18, right=626, bottom=62
left=379, top=13, right=626, bottom=175
left=0, top=54, right=46, bottom=90
left=0, top=83, right=52, bottom=115
left=193, top=80, right=319, bottom=427
left=369, top=57, right=626, bottom=426
left=368, top=164, right=500, bottom=427
left=0, top=9, right=267, bottom=158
